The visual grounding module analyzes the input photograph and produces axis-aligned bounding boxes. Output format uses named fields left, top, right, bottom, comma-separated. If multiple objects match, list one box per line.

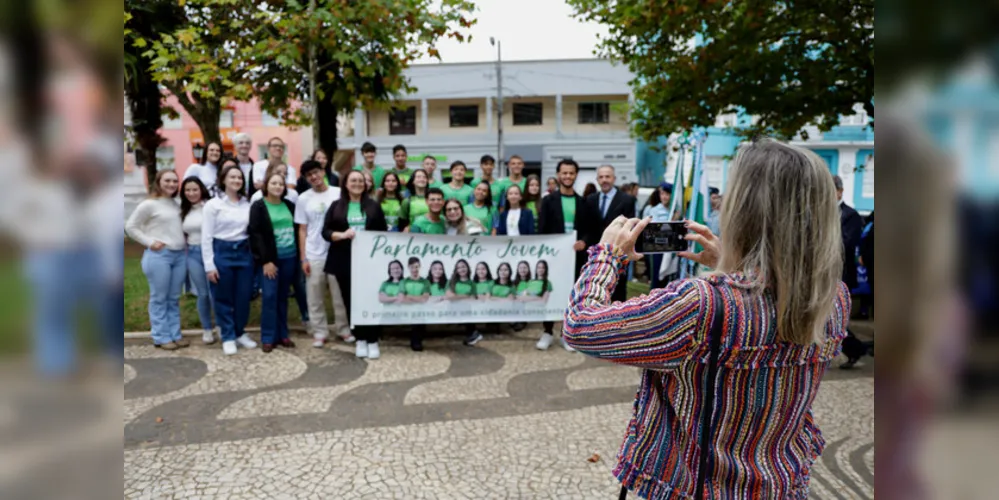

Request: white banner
left=350, top=231, right=577, bottom=326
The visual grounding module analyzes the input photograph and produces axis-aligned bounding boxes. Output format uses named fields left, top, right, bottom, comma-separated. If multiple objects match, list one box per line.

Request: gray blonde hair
left=718, top=139, right=842, bottom=345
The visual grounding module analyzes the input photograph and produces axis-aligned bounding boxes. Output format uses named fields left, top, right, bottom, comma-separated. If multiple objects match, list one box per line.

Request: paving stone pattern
left=124, top=328, right=874, bottom=499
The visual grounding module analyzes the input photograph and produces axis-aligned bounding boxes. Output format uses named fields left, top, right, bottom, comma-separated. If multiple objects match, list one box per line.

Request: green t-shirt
left=474, top=280, right=494, bottom=297
left=471, top=177, right=505, bottom=207
left=381, top=198, right=402, bottom=231
left=353, top=165, right=386, bottom=188
left=440, top=183, right=473, bottom=203
left=265, top=199, right=296, bottom=259
left=560, top=195, right=576, bottom=233
left=515, top=281, right=531, bottom=296
left=379, top=281, right=402, bottom=297
left=402, top=278, right=430, bottom=296
left=526, top=200, right=539, bottom=231
left=491, top=283, right=514, bottom=298
left=401, top=196, right=429, bottom=225
left=428, top=179, right=443, bottom=190
left=497, top=177, right=527, bottom=206
left=390, top=167, right=414, bottom=186
left=526, top=279, right=553, bottom=297
left=464, top=203, right=495, bottom=232
left=347, top=202, right=366, bottom=230
left=429, top=283, right=448, bottom=297
left=452, top=280, right=475, bottom=297
left=410, top=214, right=446, bottom=234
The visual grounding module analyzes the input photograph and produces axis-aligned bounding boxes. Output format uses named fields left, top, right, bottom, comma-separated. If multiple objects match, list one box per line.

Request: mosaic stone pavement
left=124, top=326, right=874, bottom=499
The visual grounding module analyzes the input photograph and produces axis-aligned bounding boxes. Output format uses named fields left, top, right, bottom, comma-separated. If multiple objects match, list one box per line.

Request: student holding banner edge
left=536, top=158, right=587, bottom=351
left=322, top=170, right=388, bottom=360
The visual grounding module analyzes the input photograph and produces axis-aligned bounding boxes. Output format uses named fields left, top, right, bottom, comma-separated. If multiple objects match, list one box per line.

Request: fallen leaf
left=155, top=417, right=164, bottom=423
left=587, top=453, right=600, bottom=463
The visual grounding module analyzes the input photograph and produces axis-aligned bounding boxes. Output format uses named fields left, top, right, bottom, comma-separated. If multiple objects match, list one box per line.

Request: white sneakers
left=354, top=341, right=380, bottom=359
left=312, top=337, right=326, bottom=349
left=340, top=333, right=357, bottom=343
left=222, top=334, right=257, bottom=356
left=562, top=338, right=576, bottom=352
left=236, top=334, right=258, bottom=349
left=202, top=329, right=216, bottom=345
left=536, top=333, right=576, bottom=352
left=536, top=333, right=554, bottom=350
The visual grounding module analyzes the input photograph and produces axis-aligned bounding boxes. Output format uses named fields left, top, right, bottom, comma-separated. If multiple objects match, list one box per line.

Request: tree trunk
left=317, top=97, right=339, bottom=157
left=168, top=85, right=222, bottom=147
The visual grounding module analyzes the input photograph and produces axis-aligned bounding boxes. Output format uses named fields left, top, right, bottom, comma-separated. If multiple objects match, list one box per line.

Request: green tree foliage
left=250, top=0, right=476, bottom=154
left=136, top=0, right=259, bottom=146
left=125, top=0, right=184, bottom=185
left=567, top=0, right=874, bottom=140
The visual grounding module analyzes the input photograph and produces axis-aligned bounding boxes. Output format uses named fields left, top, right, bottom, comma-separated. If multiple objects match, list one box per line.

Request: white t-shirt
left=293, top=186, right=342, bottom=261
left=252, top=160, right=296, bottom=187
left=506, top=209, right=521, bottom=236
left=184, top=163, right=221, bottom=197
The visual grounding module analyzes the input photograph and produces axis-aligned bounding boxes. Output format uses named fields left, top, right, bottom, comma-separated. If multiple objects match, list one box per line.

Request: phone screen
left=635, top=221, right=689, bottom=254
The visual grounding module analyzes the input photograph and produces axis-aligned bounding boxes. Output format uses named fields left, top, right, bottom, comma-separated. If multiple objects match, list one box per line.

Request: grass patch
left=124, top=256, right=335, bottom=332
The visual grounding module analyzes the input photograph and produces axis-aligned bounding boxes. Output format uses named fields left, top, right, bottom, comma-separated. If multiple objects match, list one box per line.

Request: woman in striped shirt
left=563, top=139, right=849, bottom=499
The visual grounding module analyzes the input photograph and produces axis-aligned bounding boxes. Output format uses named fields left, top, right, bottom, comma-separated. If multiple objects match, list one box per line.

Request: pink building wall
left=159, top=95, right=312, bottom=180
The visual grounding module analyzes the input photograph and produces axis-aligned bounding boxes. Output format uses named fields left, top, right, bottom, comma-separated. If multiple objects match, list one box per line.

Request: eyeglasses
left=269, top=144, right=285, bottom=150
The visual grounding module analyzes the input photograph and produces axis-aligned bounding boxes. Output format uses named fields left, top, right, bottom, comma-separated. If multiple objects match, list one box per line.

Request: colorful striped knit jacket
left=563, top=245, right=850, bottom=499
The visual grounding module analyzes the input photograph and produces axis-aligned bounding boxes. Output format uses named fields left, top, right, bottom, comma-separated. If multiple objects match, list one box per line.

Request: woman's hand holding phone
left=677, top=220, right=720, bottom=269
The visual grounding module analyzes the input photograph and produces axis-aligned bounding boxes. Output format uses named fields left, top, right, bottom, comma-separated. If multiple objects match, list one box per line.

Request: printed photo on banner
left=350, top=231, right=577, bottom=326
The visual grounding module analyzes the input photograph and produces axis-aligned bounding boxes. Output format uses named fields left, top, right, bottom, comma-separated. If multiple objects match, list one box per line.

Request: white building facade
left=338, top=59, right=637, bottom=190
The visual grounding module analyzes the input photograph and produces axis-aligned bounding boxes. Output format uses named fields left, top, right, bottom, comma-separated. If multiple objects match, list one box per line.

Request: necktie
left=600, top=194, right=609, bottom=219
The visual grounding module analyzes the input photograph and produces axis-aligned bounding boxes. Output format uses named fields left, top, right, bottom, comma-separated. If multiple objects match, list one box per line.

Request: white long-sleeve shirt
left=185, top=163, right=222, bottom=197
left=201, top=196, right=250, bottom=273
left=182, top=203, right=205, bottom=246
left=125, top=197, right=186, bottom=251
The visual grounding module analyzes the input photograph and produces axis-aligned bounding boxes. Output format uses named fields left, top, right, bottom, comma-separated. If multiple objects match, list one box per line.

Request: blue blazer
left=495, top=208, right=535, bottom=235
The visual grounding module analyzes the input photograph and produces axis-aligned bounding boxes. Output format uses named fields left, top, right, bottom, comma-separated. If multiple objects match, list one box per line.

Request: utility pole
left=491, top=37, right=504, bottom=176
left=308, top=0, right=320, bottom=150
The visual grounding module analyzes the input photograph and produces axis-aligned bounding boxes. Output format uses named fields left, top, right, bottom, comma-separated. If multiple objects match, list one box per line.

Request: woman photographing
left=563, top=140, right=850, bottom=499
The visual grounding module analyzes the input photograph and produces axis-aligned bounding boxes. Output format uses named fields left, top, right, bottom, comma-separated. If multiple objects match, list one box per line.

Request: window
left=512, top=102, right=543, bottom=126
left=155, top=146, right=175, bottom=172
left=449, top=105, right=478, bottom=128
left=219, top=109, right=234, bottom=128
left=578, top=102, right=610, bottom=124
left=389, top=106, right=416, bottom=135
left=262, top=110, right=282, bottom=127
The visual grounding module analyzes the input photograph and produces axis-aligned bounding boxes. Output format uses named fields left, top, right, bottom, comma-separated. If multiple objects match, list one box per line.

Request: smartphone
left=635, top=221, right=689, bottom=254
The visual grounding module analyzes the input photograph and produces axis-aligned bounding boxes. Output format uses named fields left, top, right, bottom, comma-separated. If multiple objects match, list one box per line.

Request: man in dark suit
left=537, top=159, right=586, bottom=351
left=583, top=165, right=636, bottom=302
left=834, top=175, right=866, bottom=369
left=835, top=175, right=864, bottom=290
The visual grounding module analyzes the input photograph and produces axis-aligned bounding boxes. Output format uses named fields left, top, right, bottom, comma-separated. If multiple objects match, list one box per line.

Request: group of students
left=125, top=135, right=619, bottom=358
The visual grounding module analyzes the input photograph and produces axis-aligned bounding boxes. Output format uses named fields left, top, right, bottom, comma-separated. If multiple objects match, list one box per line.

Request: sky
left=414, top=0, right=609, bottom=64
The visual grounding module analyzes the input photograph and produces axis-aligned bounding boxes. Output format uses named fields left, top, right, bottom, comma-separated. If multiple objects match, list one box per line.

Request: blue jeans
left=24, top=248, right=101, bottom=376
left=261, top=256, right=296, bottom=345
left=292, top=266, right=309, bottom=321
left=186, top=245, right=215, bottom=331
left=141, top=248, right=186, bottom=345
left=210, top=239, right=253, bottom=342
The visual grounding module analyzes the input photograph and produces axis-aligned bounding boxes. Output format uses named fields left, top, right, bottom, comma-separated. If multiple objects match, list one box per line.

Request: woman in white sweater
left=125, top=170, right=189, bottom=350
left=180, top=177, right=216, bottom=345
left=202, top=164, right=258, bottom=355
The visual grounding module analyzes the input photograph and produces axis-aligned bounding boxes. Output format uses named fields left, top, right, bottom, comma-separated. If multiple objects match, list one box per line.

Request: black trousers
left=334, top=272, right=380, bottom=343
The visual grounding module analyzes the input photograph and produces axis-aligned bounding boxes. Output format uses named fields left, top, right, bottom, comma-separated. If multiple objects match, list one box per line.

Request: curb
left=124, top=325, right=309, bottom=340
